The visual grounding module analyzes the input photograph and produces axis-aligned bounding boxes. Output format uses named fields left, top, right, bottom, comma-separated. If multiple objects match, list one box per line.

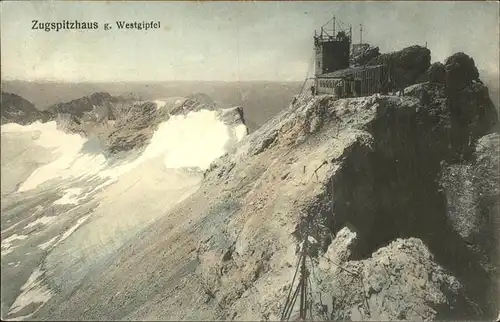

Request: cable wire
left=280, top=251, right=303, bottom=320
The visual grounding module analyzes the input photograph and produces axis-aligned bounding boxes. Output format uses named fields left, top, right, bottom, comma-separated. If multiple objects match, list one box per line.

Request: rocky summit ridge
left=1, top=45, right=499, bottom=320
left=23, top=48, right=500, bottom=321
left=1, top=92, right=52, bottom=125
left=1, top=90, right=246, bottom=156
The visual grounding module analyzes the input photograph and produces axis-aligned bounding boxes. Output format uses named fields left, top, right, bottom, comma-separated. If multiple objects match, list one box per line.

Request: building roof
left=318, top=64, right=384, bottom=79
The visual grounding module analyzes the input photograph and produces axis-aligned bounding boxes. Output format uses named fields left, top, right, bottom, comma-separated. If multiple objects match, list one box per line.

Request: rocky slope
left=104, top=101, right=169, bottom=154
left=29, top=52, right=499, bottom=321
left=440, top=132, right=500, bottom=308
left=46, top=92, right=118, bottom=120
left=45, top=92, right=135, bottom=140
left=0, top=92, right=51, bottom=125
left=105, top=95, right=245, bottom=154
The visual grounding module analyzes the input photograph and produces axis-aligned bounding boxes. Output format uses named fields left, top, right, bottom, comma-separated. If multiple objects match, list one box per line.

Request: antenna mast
left=333, top=16, right=336, bottom=37
left=360, top=24, right=363, bottom=44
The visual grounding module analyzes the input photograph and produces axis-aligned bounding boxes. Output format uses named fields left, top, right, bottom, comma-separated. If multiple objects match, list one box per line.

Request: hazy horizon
left=1, top=1, right=499, bottom=83
left=1, top=79, right=303, bottom=85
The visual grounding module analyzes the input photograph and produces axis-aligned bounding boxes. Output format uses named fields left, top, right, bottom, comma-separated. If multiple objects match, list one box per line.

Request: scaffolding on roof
left=314, top=16, right=353, bottom=44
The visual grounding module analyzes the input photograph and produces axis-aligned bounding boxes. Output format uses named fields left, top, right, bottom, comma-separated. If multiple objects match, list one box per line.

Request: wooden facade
left=315, top=64, right=393, bottom=98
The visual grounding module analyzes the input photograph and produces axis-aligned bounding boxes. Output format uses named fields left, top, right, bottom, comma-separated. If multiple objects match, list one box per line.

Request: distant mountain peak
left=0, top=91, right=51, bottom=125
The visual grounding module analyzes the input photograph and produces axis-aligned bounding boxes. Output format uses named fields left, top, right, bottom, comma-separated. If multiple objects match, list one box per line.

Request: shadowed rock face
left=428, top=62, right=446, bottom=84
left=440, top=133, right=500, bottom=311
left=442, top=53, right=498, bottom=160
left=104, top=101, right=164, bottom=154
left=1, top=92, right=51, bottom=125
left=46, top=92, right=118, bottom=120
left=367, top=45, right=431, bottom=89
left=46, top=92, right=133, bottom=132
left=445, top=52, right=480, bottom=91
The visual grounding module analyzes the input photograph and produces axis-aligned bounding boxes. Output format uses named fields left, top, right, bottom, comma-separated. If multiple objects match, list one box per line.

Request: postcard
left=1, top=1, right=499, bottom=321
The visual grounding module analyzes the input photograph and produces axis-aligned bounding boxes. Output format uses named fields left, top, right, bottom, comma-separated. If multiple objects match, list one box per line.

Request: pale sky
left=1, top=1, right=499, bottom=82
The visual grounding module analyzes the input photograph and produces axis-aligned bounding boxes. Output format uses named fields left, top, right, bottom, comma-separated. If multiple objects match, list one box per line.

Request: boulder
left=445, top=52, right=480, bottom=90
left=367, top=45, right=431, bottom=89
left=428, top=62, right=446, bottom=84
left=350, top=44, right=380, bottom=66
left=441, top=52, right=498, bottom=160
